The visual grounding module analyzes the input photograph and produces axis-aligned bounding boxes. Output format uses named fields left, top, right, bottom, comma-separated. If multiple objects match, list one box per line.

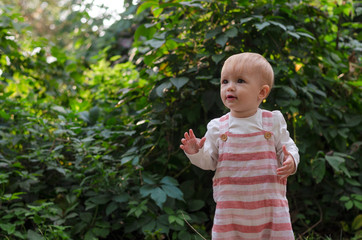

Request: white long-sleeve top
left=186, top=108, right=300, bottom=172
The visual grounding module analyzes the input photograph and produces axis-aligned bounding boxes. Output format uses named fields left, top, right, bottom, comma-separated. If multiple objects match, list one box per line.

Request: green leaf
left=140, top=185, right=154, bottom=197
left=178, top=230, right=192, bottom=240
left=143, top=173, right=157, bottom=184
left=297, top=31, right=315, bottom=40
left=121, top=156, right=134, bottom=165
left=145, top=39, right=165, bottom=49
left=152, top=7, right=163, bottom=18
left=225, top=27, right=238, bottom=38
left=188, top=199, right=205, bottom=211
left=89, top=106, right=100, bottom=124
left=312, top=158, right=325, bottom=184
left=160, top=176, right=178, bottom=186
left=212, top=53, right=225, bottom=64
left=27, top=230, right=44, bottom=240
left=0, top=223, right=15, bottom=234
left=215, top=34, right=228, bottom=47
left=88, top=194, right=111, bottom=205
left=137, top=1, right=158, bottom=15
left=141, top=220, right=156, bottom=233
left=106, top=202, right=118, bottom=216
left=352, top=194, right=362, bottom=201
left=161, top=184, right=183, bottom=200
left=52, top=105, right=68, bottom=115
left=0, top=110, right=10, bottom=120
left=269, top=21, right=287, bottom=31
left=352, top=215, right=362, bottom=231
left=164, top=207, right=174, bottom=215
left=84, top=230, right=97, bottom=240
left=168, top=215, right=177, bottom=224
left=287, top=31, right=300, bottom=39
left=113, top=193, right=129, bottom=203
left=255, top=22, right=270, bottom=31
left=179, top=2, right=203, bottom=8
left=325, top=155, right=345, bottom=172
left=156, top=81, right=172, bottom=97
left=240, top=17, right=254, bottom=25
left=205, top=27, right=222, bottom=39
left=281, top=86, right=297, bottom=98
left=345, top=200, right=353, bottom=210
left=170, top=77, right=189, bottom=90
left=151, top=187, right=167, bottom=208
left=339, top=164, right=351, bottom=178
left=348, top=81, right=362, bottom=87
left=345, top=178, right=361, bottom=187
left=92, top=227, right=109, bottom=238
left=354, top=201, right=362, bottom=210
left=340, top=196, right=350, bottom=202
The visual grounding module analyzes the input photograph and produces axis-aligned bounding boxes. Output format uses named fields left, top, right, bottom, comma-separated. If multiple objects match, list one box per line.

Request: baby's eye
left=237, top=78, right=246, bottom=83
left=221, top=79, right=228, bottom=84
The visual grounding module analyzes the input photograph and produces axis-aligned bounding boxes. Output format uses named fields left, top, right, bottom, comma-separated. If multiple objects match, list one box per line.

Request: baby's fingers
left=189, top=129, right=196, bottom=139
left=199, top=137, right=206, bottom=148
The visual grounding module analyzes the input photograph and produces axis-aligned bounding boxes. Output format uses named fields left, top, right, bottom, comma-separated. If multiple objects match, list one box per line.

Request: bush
left=0, top=1, right=361, bottom=239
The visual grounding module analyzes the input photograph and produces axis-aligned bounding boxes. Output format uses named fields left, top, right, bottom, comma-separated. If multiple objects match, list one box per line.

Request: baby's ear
left=258, top=85, right=270, bottom=100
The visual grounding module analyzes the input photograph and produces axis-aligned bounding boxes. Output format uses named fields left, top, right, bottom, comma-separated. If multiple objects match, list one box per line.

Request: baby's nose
left=227, top=82, right=235, bottom=90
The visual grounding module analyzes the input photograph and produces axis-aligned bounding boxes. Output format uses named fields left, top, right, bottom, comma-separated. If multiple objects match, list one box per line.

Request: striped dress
left=211, top=110, right=294, bottom=240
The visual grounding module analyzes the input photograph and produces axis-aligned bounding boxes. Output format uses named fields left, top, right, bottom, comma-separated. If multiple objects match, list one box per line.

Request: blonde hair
left=221, top=52, right=274, bottom=88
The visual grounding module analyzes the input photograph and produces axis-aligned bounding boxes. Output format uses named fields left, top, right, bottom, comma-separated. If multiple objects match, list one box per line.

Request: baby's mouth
left=226, top=95, right=237, bottom=100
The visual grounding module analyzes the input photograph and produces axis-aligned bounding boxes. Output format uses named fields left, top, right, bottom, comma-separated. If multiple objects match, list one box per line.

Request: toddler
left=180, top=53, right=299, bottom=239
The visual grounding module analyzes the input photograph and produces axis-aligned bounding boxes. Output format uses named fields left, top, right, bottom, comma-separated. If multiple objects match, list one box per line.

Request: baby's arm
left=180, top=120, right=219, bottom=170
left=277, top=145, right=296, bottom=180
left=180, top=129, right=206, bottom=154
left=273, top=110, right=299, bottom=177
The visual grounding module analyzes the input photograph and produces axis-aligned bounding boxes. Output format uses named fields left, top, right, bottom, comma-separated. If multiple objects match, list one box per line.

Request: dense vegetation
left=0, top=0, right=361, bottom=239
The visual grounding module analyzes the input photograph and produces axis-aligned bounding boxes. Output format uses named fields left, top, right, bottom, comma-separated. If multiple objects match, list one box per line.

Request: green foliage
left=0, top=0, right=361, bottom=240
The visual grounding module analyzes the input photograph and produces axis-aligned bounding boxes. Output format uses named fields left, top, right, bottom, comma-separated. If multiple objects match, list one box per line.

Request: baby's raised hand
left=180, top=129, right=206, bottom=155
left=277, top=145, right=296, bottom=180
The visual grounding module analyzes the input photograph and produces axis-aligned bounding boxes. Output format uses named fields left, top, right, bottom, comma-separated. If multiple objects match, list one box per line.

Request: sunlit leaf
left=145, top=39, right=165, bottom=49
left=352, top=215, right=362, bottom=230
left=269, top=21, right=286, bottom=31
left=256, top=22, right=270, bottom=31
left=137, top=1, right=158, bottom=15
left=287, top=31, right=300, bottom=39
left=240, top=17, right=254, bottom=25
left=156, top=81, right=172, bottom=97
left=170, top=77, right=189, bottom=90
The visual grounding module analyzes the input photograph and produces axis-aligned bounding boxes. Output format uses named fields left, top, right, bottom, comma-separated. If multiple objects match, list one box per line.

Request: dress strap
left=261, top=110, right=274, bottom=141
left=261, top=110, right=273, bottom=131
left=218, top=113, right=229, bottom=142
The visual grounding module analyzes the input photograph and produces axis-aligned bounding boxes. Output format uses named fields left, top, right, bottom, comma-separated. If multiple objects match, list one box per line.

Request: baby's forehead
left=222, top=57, right=254, bottom=75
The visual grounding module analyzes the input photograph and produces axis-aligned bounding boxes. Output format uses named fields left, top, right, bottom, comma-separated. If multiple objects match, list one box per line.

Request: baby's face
left=220, top=60, right=266, bottom=118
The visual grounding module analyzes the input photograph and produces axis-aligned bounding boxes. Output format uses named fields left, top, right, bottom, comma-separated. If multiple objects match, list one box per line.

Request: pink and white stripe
left=212, top=110, right=294, bottom=239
